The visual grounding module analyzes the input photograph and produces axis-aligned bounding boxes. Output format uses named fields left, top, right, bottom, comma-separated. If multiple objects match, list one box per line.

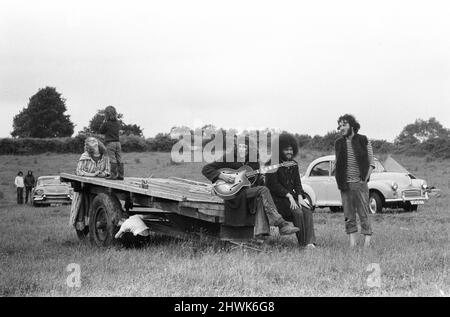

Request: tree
left=395, top=117, right=450, bottom=145
left=84, top=109, right=143, bottom=137
left=11, top=87, right=74, bottom=138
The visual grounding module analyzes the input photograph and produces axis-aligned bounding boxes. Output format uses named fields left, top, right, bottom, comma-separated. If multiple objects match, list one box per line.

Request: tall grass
left=0, top=152, right=448, bottom=296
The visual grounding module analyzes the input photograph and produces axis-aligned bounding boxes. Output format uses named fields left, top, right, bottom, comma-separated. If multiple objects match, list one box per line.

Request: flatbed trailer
left=60, top=173, right=254, bottom=247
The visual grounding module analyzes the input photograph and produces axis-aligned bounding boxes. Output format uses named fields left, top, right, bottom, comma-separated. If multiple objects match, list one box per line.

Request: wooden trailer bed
left=60, top=173, right=254, bottom=246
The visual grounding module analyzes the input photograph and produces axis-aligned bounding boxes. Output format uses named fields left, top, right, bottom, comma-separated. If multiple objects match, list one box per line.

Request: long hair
left=275, top=132, right=299, bottom=159
left=337, top=114, right=360, bottom=134
left=231, top=134, right=259, bottom=162
left=104, top=105, right=117, bottom=121
left=84, top=137, right=107, bottom=157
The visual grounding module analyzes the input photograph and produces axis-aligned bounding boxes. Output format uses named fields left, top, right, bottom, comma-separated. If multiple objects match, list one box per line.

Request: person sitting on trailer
left=76, top=136, right=110, bottom=177
left=265, top=132, right=316, bottom=248
left=202, top=135, right=299, bottom=238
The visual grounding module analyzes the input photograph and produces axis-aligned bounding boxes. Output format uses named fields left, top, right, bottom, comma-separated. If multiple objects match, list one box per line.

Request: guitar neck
left=246, top=162, right=296, bottom=177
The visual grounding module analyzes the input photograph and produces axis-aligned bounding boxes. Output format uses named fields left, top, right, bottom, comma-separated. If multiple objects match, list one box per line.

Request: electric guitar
left=212, top=161, right=297, bottom=200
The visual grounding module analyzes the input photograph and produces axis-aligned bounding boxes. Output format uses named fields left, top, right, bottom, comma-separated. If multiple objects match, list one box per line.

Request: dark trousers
left=25, top=186, right=33, bottom=204
left=17, top=187, right=24, bottom=204
left=340, top=181, right=373, bottom=235
left=106, top=141, right=122, bottom=164
left=291, top=207, right=316, bottom=246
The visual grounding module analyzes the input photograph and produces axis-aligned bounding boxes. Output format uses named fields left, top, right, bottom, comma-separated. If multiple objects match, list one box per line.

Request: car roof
left=38, top=176, right=60, bottom=180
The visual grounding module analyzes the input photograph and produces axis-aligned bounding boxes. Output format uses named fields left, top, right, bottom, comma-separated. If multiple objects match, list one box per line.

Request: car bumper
left=33, top=195, right=72, bottom=204
left=385, top=192, right=429, bottom=204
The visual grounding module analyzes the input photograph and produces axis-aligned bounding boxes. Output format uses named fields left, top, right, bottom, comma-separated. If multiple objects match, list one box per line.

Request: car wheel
left=369, top=192, right=383, bottom=214
left=330, top=206, right=342, bottom=213
left=403, top=202, right=418, bottom=212
left=89, top=193, right=123, bottom=247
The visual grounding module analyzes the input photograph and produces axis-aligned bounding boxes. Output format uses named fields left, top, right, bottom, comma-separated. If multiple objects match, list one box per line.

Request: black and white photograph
left=0, top=0, right=449, bottom=301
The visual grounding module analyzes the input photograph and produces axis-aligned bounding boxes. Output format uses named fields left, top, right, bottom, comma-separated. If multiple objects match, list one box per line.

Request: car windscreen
left=38, top=178, right=61, bottom=186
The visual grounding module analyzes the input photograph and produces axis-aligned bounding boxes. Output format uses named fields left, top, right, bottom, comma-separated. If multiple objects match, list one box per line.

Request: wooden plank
left=179, top=201, right=224, bottom=211
left=60, top=172, right=223, bottom=204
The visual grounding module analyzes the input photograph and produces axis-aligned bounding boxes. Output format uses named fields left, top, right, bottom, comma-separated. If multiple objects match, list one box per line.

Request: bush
left=119, top=135, right=147, bottom=152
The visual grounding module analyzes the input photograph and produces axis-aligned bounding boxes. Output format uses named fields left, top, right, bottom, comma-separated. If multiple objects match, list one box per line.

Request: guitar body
left=211, top=161, right=297, bottom=200
left=212, top=165, right=255, bottom=200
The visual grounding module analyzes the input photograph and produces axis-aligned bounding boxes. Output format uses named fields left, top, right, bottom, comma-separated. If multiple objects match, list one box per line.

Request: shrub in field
left=120, top=135, right=147, bottom=152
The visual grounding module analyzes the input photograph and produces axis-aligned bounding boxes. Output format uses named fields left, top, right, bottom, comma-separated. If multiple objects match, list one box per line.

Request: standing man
left=335, top=114, right=375, bottom=248
left=15, top=171, right=24, bottom=204
left=24, top=170, right=36, bottom=204
left=266, top=133, right=316, bottom=248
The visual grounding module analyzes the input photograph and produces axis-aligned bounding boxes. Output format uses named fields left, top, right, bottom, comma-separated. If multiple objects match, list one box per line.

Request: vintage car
left=32, top=176, right=74, bottom=206
left=301, top=155, right=429, bottom=213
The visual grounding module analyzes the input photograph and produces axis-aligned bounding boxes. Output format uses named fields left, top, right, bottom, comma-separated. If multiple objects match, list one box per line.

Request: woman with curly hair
left=100, top=105, right=123, bottom=180
left=266, top=132, right=316, bottom=248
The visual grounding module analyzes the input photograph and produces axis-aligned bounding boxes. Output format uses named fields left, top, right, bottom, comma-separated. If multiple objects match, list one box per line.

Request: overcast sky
left=1, top=0, right=449, bottom=142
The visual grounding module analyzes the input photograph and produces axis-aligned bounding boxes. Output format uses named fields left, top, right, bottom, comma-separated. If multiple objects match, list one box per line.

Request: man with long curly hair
left=266, top=133, right=316, bottom=248
left=335, top=114, right=374, bottom=248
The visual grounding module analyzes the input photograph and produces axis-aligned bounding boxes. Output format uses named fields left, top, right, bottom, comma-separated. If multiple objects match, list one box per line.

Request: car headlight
left=391, top=182, right=398, bottom=191
left=35, top=189, right=44, bottom=196
left=421, top=182, right=428, bottom=190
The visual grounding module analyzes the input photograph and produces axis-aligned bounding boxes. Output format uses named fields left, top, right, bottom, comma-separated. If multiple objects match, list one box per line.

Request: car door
left=306, top=160, right=333, bottom=206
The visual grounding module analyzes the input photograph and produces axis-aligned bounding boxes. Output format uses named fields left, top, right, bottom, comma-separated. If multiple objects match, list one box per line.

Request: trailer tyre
left=89, top=193, right=123, bottom=247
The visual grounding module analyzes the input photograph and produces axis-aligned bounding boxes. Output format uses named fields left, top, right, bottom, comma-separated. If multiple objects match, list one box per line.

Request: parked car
left=32, top=176, right=74, bottom=206
left=301, top=155, right=429, bottom=213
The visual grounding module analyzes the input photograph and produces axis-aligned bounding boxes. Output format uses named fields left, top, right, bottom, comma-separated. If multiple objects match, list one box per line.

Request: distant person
left=24, top=170, right=36, bottom=204
left=100, top=105, right=123, bottom=180
left=266, top=133, right=316, bottom=248
left=15, top=171, right=24, bottom=204
left=334, top=114, right=375, bottom=248
left=76, top=137, right=110, bottom=177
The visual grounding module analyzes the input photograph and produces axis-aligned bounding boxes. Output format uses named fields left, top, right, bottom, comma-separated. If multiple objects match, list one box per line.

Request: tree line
left=4, top=86, right=450, bottom=158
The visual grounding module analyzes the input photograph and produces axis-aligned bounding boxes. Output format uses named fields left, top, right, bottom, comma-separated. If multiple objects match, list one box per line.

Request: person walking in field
left=24, top=170, right=36, bottom=204
left=334, top=114, right=374, bottom=248
left=100, top=105, right=123, bottom=180
left=15, top=171, right=24, bottom=204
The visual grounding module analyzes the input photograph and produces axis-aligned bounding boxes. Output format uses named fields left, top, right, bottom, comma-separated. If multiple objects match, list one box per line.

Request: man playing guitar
left=202, top=135, right=299, bottom=237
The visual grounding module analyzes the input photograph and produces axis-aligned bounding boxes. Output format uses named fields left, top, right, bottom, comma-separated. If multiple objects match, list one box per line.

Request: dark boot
left=278, top=221, right=300, bottom=235
left=117, top=163, right=124, bottom=180
left=106, top=163, right=118, bottom=180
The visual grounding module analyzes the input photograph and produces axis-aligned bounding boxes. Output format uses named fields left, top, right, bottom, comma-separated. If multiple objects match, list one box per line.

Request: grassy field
left=0, top=151, right=449, bottom=296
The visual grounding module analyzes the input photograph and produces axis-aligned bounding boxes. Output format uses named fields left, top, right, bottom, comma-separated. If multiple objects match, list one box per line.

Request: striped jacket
left=76, top=152, right=110, bottom=177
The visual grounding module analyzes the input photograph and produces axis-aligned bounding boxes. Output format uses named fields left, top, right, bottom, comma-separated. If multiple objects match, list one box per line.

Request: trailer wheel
left=89, top=193, right=123, bottom=247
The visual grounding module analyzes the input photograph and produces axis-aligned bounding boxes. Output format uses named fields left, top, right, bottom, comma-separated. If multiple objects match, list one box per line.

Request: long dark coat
left=265, top=159, right=306, bottom=220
